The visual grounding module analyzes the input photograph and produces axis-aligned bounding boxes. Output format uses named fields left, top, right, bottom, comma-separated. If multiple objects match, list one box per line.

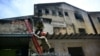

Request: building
left=0, top=2, right=100, bottom=56
left=34, top=2, right=95, bottom=35
left=46, top=34, right=100, bottom=56
left=88, top=12, right=100, bottom=34
left=0, top=15, right=52, bottom=56
left=33, top=2, right=100, bottom=56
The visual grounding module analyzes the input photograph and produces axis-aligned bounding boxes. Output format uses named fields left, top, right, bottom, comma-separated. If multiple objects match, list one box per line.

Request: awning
left=0, top=34, right=32, bottom=49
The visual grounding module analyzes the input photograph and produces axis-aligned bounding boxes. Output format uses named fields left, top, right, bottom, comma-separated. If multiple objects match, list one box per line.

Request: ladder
left=24, top=19, right=43, bottom=55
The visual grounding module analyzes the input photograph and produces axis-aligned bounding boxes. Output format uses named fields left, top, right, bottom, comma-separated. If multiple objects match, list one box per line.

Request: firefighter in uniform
left=35, top=18, right=44, bottom=36
left=35, top=18, right=51, bottom=53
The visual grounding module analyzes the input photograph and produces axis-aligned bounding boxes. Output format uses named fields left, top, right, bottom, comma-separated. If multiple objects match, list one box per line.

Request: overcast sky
left=0, top=0, right=100, bottom=19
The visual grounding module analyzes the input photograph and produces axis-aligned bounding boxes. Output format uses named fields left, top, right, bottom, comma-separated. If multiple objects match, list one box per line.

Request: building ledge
left=0, top=34, right=32, bottom=49
left=0, top=34, right=32, bottom=38
left=46, top=33, right=100, bottom=39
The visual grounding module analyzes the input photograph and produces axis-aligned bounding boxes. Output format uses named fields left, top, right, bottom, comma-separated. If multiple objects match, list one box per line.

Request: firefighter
left=40, top=36, right=50, bottom=53
left=35, top=18, right=44, bottom=36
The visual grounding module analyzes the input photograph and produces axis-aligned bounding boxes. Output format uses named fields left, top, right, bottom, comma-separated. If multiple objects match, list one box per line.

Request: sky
left=0, top=0, right=100, bottom=19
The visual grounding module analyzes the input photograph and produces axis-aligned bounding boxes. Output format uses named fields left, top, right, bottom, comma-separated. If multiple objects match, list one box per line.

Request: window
left=36, top=9, right=42, bottom=16
left=68, top=47, right=84, bottom=56
left=58, top=11, right=63, bottom=17
left=38, top=9, right=42, bottom=13
left=43, top=18, right=52, bottom=24
left=52, top=10, right=56, bottom=16
left=79, top=28, right=86, bottom=34
left=97, top=17, right=100, bottom=22
left=74, top=12, right=84, bottom=21
left=45, top=9, right=49, bottom=14
left=64, top=12, right=68, bottom=16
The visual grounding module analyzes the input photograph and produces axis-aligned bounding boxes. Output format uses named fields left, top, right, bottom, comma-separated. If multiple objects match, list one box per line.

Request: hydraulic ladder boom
left=24, top=19, right=42, bottom=54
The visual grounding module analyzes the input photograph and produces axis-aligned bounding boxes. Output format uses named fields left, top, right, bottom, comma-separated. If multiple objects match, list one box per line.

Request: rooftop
left=35, top=2, right=87, bottom=12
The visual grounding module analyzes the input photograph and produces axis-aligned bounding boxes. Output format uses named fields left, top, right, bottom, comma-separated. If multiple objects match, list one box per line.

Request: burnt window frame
left=68, top=47, right=84, bottom=56
left=58, top=11, right=63, bottom=17
left=64, top=12, right=68, bottom=16
left=43, top=18, right=52, bottom=24
left=74, top=12, right=84, bottom=22
left=78, top=28, right=86, bottom=34
left=35, top=9, right=42, bottom=16
left=97, top=17, right=100, bottom=23
left=45, top=9, right=49, bottom=15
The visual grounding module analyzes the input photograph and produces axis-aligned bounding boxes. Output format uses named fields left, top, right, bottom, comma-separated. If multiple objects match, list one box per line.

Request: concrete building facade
left=34, top=2, right=95, bottom=34
left=48, top=39, right=100, bottom=56
left=33, top=2, right=100, bottom=56
left=0, top=15, right=53, bottom=56
left=88, top=12, right=100, bottom=34
left=45, top=33, right=100, bottom=56
left=0, top=15, right=53, bottom=34
left=0, top=2, right=100, bottom=56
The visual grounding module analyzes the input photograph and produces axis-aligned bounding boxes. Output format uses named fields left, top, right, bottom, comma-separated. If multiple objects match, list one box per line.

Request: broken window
left=97, top=17, right=100, bottom=23
left=74, top=12, right=84, bottom=21
left=58, top=11, right=63, bottom=17
left=64, top=12, right=68, bottom=16
left=45, top=9, right=49, bottom=14
left=35, top=9, right=42, bottom=16
left=79, top=28, right=86, bottom=34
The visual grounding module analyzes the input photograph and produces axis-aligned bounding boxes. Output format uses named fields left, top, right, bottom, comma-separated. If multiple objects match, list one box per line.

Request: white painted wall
left=43, top=22, right=53, bottom=34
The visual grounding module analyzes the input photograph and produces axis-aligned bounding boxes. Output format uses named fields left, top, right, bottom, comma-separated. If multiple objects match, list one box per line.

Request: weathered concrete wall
left=61, top=4, right=95, bottom=34
left=43, top=22, right=53, bottom=34
left=34, top=3, right=95, bottom=34
left=0, top=20, right=27, bottom=34
left=89, top=13, right=100, bottom=34
left=48, top=39, right=100, bottom=56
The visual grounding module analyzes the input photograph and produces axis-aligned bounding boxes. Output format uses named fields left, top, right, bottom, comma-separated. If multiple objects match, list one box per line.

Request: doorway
left=68, top=47, right=84, bottom=56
